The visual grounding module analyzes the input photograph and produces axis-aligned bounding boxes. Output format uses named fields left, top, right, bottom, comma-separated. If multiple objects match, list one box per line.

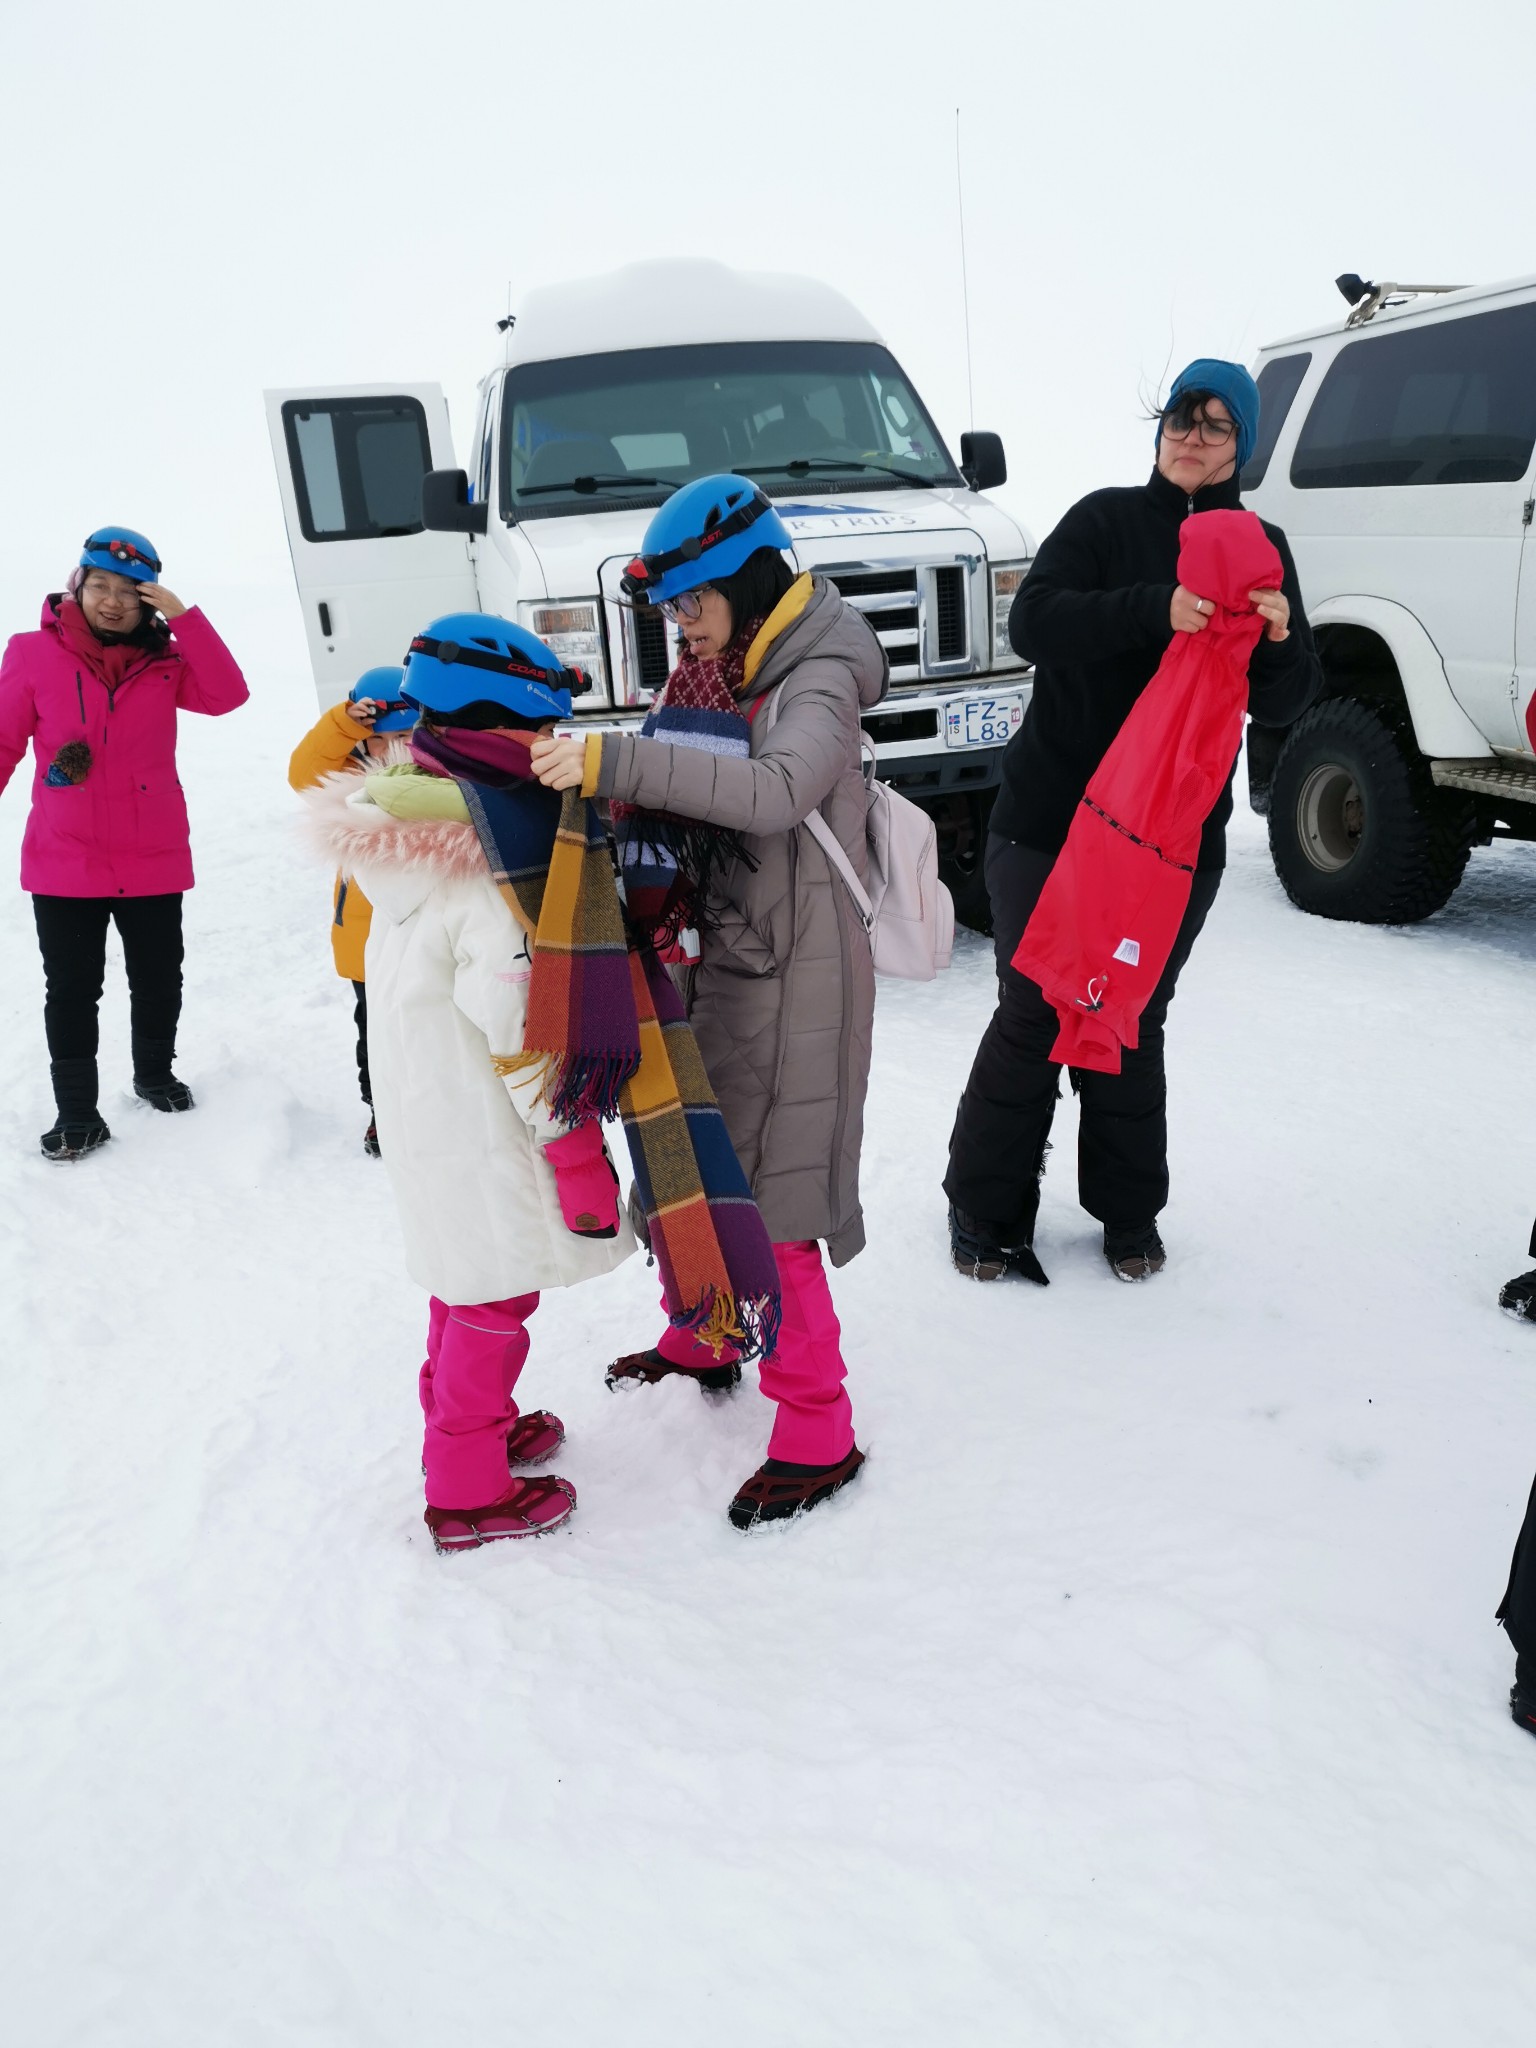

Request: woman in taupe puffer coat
left=531, top=477, right=886, bottom=1527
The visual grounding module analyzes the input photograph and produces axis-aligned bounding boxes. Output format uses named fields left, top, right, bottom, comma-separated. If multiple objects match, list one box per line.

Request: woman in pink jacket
left=0, top=527, right=249, bottom=1159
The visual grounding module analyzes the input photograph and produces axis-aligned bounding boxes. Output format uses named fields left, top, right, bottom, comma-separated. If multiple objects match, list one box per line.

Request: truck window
left=499, top=342, right=964, bottom=519
left=281, top=397, right=433, bottom=542
left=1240, top=353, right=1311, bottom=489
left=1289, top=302, right=1536, bottom=489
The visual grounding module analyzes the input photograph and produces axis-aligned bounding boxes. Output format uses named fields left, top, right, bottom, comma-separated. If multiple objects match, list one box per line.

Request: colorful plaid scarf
left=609, top=618, right=764, bottom=941
left=411, top=723, right=780, bottom=1359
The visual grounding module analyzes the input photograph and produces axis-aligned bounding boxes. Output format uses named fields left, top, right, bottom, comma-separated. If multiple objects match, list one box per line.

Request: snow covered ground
left=4, top=587, right=1536, bottom=2047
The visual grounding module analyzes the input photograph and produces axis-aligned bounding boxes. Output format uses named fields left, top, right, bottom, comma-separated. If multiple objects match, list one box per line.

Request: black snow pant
left=351, top=980, right=371, bottom=1106
left=944, top=836, right=1222, bottom=1241
left=1498, top=1471, right=1536, bottom=1685
left=32, top=893, right=184, bottom=1063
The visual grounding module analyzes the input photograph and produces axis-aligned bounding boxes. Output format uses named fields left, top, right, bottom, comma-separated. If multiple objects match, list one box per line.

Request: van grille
left=614, top=559, right=975, bottom=698
left=933, top=565, right=966, bottom=662
left=827, top=565, right=921, bottom=677
left=633, top=607, right=671, bottom=694
left=830, top=569, right=915, bottom=599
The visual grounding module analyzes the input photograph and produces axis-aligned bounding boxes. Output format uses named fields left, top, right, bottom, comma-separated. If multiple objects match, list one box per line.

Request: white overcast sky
left=2, top=0, right=1532, bottom=636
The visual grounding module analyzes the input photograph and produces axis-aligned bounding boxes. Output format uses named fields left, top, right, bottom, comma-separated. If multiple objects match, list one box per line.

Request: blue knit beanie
left=1160, top=358, right=1261, bottom=472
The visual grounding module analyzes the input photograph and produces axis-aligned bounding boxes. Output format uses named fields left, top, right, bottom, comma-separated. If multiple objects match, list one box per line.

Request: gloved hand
left=543, top=1122, right=621, bottom=1238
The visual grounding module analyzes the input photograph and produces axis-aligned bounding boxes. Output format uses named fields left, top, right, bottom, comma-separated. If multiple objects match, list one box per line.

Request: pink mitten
left=543, top=1122, right=621, bottom=1238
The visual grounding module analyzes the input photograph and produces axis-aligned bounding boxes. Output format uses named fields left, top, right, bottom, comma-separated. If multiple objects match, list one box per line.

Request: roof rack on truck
left=1334, top=274, right=1464, bottom=327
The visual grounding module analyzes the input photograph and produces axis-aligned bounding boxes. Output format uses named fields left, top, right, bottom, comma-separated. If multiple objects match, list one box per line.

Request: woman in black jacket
left=945, top=359, right=1322, bottom=1285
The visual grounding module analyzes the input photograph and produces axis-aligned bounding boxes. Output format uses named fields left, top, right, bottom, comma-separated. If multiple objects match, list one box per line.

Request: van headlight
left=990, top=561, right=1029, bottom=665
left=517, top=600, right=609, bottom=704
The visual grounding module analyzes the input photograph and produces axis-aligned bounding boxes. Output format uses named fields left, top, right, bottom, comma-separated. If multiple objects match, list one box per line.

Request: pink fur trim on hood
left=296, top=767, right=492, bottom=883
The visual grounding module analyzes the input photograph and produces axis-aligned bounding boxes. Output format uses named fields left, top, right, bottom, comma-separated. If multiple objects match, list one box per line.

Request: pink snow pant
left=656, top=1240, right=855, bottom=1465
left=419, top=1292, right=539, bottom=1509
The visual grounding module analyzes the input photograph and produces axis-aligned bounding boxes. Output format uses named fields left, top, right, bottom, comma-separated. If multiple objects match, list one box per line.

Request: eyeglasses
left=657, top=587, right=715, bottom=623
left=1160, top=403, right=1236, bottom=448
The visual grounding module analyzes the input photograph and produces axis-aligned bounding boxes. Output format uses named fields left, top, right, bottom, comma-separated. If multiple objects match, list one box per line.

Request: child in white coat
left=304, top=617, right=633, bottom=1550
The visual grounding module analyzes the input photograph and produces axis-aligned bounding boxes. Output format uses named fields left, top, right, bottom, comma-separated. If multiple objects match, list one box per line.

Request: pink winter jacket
left=0, top=595, right=249, bottom=897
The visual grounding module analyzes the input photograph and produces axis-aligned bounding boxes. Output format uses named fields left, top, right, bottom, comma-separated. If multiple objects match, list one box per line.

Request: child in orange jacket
left=287, top=667, right=417, bottom=1154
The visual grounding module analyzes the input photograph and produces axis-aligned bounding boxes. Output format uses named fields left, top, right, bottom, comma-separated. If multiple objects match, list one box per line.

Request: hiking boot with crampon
left=363, top=1117, right=381, bottom=1158
left=507, top=1410, right=565, bottom=1467
left=41, top=1057, right=111, bottom=1161
left=1104, top=1223, right=1167, bottom=1282
left=40, top=1114, right=112, bottom=1162
left=132, top=1038, right=194, bottom=1112
left=424, top=1474, right=577, bottom=1552
left=948, top=1205, right=1049, bottom=1286
left=727, top=1445, right=866, bottom=1530
left=1500, top=1269, right=1536, bottom=1323
left=605, top=1347, right=741, bottom=1394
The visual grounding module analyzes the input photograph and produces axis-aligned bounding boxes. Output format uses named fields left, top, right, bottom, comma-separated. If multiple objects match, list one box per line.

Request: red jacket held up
left=1012, top=507, right=1282, bottom=1073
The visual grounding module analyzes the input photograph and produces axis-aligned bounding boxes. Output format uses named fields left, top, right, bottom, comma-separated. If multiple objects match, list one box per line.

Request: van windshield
left=499, top=341, right=963, bottom=518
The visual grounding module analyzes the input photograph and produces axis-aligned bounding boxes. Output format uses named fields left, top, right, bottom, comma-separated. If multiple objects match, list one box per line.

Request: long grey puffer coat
left=596, top=575, right=888, bottom=1265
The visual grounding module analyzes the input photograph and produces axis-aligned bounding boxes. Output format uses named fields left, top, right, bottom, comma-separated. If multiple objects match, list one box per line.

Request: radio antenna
left=955, top=107, right=975, bottom=432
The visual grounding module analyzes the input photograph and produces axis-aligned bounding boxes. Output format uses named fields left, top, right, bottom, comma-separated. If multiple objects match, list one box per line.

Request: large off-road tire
left=1267, top=696, right=1476, bottom=923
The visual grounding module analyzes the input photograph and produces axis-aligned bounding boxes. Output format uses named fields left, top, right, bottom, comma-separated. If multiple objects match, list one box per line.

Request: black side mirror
left=960, top=431, right=1007, bottom=493
left=422, top=468, right=488, bottom=536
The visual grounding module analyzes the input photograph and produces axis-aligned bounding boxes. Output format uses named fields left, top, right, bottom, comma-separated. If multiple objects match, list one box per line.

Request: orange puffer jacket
left=288, top=702, right=377, bottom=980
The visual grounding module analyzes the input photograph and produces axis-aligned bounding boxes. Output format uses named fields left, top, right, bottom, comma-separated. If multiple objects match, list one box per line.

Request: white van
left=263, top=260, right=1037, bottom=926
left=1241, top=271, right=1536, bottom=921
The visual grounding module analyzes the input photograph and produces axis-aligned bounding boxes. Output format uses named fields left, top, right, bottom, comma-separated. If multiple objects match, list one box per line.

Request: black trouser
left=32, top=893, right=184, bottom=1062
left=944, top=836, right=1222, bottom=1239
left=1498, top=1471, right=1536, bottom=1683
left=351, top=980, right=371, bottom=1105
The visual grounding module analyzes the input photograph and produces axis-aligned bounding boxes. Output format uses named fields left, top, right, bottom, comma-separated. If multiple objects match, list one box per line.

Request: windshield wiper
left=519, top=473, right=668, bottom=498
left=734, top=457, right=937, bottom=488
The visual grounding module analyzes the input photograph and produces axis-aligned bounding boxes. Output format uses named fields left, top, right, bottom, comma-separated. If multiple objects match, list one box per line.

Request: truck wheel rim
left=1296, top=763, right=1363, bottom=872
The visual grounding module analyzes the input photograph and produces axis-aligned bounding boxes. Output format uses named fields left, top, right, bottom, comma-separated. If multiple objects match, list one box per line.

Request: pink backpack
left=759, top=689, right=954, bottom=982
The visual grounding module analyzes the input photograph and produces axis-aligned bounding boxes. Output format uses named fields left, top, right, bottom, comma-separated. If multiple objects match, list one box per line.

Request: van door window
left=1290, top=303, right=1536, bottom=488
left=1240, top=353, right=1311, bottom=489
left=281, top=397, right=433, bottom=541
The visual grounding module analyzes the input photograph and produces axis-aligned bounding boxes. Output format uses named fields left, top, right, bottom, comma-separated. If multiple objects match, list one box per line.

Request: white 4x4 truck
left=264, top=260, right=1037, bottom=927
left=1241, top=271, right=1536, bottom=921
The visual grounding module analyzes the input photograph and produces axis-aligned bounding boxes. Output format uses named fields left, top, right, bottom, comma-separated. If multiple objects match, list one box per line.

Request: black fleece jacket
left=989, top=467, right=1322, bottom=869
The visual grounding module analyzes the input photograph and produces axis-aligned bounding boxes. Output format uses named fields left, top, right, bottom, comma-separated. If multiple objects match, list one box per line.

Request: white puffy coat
left=306, top=776, right=635, bottom=1305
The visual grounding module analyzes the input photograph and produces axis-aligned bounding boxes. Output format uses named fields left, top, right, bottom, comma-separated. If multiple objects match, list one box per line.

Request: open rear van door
left=263, top=385, right=479, bottom=702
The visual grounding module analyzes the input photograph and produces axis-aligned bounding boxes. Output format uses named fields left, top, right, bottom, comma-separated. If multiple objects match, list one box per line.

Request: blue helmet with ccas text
left=348, top=666, right=416, bottom=733
left=80, top=526, right=161, bottom=582
left=619, top=475, right=793, bottom=607
left=400, top=614, right=577, bottom=723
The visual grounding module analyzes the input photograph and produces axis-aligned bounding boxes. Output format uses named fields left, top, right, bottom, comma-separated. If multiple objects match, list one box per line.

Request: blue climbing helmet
left=348, top=666, right=416, bottom=733
left=619, top=474, right=793, bottom=607
left=79, top=526, right=161, bottom=582
left=400, top=614, right=577, bottom=722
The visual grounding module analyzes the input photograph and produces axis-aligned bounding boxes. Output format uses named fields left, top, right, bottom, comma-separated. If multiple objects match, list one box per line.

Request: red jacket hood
left=1175, top=509, right=1283, bottom=615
